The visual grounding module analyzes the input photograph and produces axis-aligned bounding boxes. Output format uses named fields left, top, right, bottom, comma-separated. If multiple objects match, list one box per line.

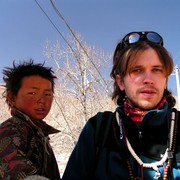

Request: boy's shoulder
left=0, top=116, right=32, bottom=134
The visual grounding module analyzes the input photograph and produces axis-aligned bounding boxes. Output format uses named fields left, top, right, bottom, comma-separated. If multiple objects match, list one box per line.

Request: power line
left=34, top=0, right=74, bottom=55
left=50, top=0, right=110, bottom=93
left=34, top=0, right=110, bottom=93
left=34, top=0, right=91, bottom=83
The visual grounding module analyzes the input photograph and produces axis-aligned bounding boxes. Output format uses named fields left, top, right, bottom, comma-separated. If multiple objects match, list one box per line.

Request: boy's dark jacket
left=0, top=109, right=61, bottom=180
left=63, top=103, right=180, bottom=180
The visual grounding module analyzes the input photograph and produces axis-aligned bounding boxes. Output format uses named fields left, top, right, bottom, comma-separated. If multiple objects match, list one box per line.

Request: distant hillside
left=0, top=85, right=10, bottom=122
left=0, top=84, right=179, bottom=124
left=0, top=84, right=179, bottom=175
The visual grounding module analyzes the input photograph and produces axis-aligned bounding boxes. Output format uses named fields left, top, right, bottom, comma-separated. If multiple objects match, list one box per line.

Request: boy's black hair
left=2, top=59, right=57, bottom=100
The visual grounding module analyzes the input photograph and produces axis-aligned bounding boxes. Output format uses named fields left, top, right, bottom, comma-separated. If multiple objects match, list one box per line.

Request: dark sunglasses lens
left=146, top=32, right=162, bottom=43
left=127, top=33, right=140, bottom=44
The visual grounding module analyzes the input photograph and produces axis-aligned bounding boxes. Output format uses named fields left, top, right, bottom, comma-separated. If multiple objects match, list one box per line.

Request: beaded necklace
left=116, top=108, right=178, bottom=180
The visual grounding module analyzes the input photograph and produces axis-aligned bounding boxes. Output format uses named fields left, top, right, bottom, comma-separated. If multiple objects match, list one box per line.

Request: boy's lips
left=35, top=108, right=45, bottom=113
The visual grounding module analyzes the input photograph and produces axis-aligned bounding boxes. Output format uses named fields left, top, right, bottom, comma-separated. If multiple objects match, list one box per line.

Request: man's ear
left=115, top=75, right=125, bottom=91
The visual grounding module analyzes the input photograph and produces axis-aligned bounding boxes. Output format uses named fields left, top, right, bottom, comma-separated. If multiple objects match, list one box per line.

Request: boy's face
left=116, top=48, right=167, bottom=110
left=11, top=75, right=53, bottom=120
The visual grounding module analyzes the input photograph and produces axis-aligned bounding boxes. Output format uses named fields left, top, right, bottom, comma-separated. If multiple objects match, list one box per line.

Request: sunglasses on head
left=119, top=31, right=163, bottom=49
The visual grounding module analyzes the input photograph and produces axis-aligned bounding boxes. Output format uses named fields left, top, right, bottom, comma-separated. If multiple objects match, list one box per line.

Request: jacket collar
left=117, top=102, right=170, bottom=128
left=11, top=108, right=60, bottom=136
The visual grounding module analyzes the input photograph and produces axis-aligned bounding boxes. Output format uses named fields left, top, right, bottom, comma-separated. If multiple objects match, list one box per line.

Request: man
left=62, top=31, right=180, bottom=179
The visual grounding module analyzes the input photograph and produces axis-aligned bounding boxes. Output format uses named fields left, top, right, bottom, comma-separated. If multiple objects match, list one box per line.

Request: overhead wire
left=34, top=0, right=110, bottom=93
left=34, top=0, right=79, bottom=60
left=49, top=0, right=110, bottom=93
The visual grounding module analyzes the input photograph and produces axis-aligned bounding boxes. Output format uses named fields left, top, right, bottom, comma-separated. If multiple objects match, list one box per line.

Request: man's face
left=116, top=48, right=167, bottom=110
left=10, top=75, right=53, bottom=120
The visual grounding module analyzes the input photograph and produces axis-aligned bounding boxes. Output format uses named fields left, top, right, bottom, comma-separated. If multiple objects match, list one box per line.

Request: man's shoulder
left=88, top=111, right=114, bottom=127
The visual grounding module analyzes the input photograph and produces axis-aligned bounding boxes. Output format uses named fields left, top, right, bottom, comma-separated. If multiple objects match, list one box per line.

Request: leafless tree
left=42, top=34, right=117, bottom=167
left=43, top=33, right=115, bottom=126
left=0, top=34, right=116, bottom=174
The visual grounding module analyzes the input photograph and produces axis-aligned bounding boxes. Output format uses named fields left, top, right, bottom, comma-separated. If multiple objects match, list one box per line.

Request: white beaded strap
left=116, top=111, right=175, bottom=172
left=126, top=138, right=168, bottom=172
left=169, top=112, right=175, bottom=149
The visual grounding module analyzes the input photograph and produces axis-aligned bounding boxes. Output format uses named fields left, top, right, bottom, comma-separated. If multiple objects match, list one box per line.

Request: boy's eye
left=45, top=93, right=52, bottom=96
left=27, top=91, right=52, bottom=97
left=28, top=92, right=36, bottom=95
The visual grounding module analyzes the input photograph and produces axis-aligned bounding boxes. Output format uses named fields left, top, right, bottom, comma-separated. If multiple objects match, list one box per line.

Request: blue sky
left=0, top=0, right=180, bottom=95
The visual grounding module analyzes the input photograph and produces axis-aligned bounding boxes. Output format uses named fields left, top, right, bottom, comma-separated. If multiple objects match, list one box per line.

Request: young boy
left=0, top=60, right=61, bottom=179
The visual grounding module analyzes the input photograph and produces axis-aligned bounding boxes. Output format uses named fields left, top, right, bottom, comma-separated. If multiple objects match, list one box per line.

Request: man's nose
left=143, top=72, right=154, bottom=84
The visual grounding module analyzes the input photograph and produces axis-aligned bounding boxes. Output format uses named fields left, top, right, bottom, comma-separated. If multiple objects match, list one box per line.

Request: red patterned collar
left=124, top=97, right=166, bottom=126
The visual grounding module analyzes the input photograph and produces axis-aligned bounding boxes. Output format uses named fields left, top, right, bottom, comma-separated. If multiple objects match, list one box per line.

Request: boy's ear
left=7, top=92, right=15, bottom=107
left=115, top=75, right=125, bottom=91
